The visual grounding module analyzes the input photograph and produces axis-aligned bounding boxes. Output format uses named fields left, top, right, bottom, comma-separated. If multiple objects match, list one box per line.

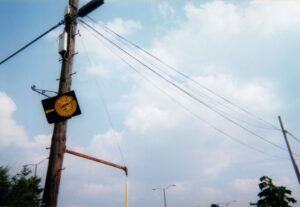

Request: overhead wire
left=287, top=131, right=300, bottom=144
left=0, top=20, right=64, bottom=65
left=86, top=16, right=280, bottom=131
left=78, top=29, right=127, bottom=167
left=79, top=19, right=293, bottom=156
left=85, top=19, right=275, bottom=131
left=78, top=23, right=129, bottom=206
left=78, top=21, right=288, bottom=161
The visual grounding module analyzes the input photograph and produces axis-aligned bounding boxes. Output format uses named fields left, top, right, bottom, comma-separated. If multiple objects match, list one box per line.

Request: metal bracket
left=31, top=85, right=58, bottom=98
left=59, top=52, right=78, bottom=62
left=73, top=30, right=81, bottom=38
left=56, top=72, right=77, bottom=81
left=69, top=52, right=78, bottom=60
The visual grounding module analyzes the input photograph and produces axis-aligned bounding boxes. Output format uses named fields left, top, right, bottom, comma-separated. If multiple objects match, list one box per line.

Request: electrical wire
left=79, top=19, right=293, bottom=155
left=86, top=15, right=280, bottom=131
left=89, top=17, right=272, bottom=130
left=0, top=20, right=64, bottom=65
left=78, top=30, right=127, bottom=167
left=287, top=131, right=300, bottom=144
left=79, top=23, right=288, bottom=160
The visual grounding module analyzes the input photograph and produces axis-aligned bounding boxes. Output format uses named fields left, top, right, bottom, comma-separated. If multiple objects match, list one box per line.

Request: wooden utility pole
left=42, top=0, right=79, bottom=206
left=278, top=115, right=300, bottom=185
left=42, top=1, right=104, bottom=206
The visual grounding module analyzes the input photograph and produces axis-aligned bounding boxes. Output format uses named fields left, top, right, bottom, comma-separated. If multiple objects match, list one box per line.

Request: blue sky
left=1, top=0, right=300, bottom=207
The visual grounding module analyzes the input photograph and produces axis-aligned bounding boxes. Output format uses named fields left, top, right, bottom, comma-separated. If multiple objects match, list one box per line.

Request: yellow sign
left=42, top=91, right=81, bottom=124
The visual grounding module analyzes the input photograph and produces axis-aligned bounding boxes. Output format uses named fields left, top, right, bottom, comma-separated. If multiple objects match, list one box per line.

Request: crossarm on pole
left=65, top=148, right=128, bottom=176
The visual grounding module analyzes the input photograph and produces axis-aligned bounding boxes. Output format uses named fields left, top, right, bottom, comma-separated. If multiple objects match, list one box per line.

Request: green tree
left=210, top=204, right=220, bottom=207
left=0, top=166, right=11, bottom=204
left=250, top=176, right=297, bottom=207
left=0, top=166, right=43, bottom=207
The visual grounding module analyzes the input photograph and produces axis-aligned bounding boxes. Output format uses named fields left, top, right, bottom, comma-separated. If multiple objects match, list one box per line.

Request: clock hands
left=61, top=99, right=74, bottom=110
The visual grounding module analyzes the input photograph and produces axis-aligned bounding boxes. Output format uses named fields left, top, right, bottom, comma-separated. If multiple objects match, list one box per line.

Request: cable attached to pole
left=79, top=22, right=289, bottom=160
left=0, top=20, right=64, bottom=66
left=80, top=19, right=291, bottom=155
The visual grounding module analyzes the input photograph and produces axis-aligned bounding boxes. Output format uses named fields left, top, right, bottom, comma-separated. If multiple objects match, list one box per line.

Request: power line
left=78, top=31, right=127, bottom=167
left=86, top=16, right=279, bottom=131
left=0, top=21, right=64, bottom=65
left=287, top=131, right=300, bottom=144
left=79, top=20, right=295, bottom=159
left=79, top=19, right=292, bottom=155
left=79, top=23, right=287, bottom=160
left=87, top=18, right=267, bottom=130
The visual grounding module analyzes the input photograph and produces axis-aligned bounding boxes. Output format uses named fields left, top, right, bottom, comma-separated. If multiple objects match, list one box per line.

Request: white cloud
left=0, top=92, right=30, bottom=148
left=190, top=74, right=280, bottom=115
left=184, top=1, right=240, bottom=37
left=2, top=1, right=300, bottom=207
left=67, top=129, right=124, bottom=165
left=183, top=0, right=300, bottom=37
left=82, top=183, right=112, bottom=196
left=200, top=187, right=224, bottom=201
left=0, top=92, right=52, bottom=151
left=150, top=0, right=300, bottom=83
left=246, top=0, right=300, bottom=34
left=86, top=63, right=109, bottom=77
left=106, top=18, right=142, bottom=36
left=64, top=1, right=300, bottom=205
left=0, top=92, right=16, bottom=117
left=158, top=2, right=175, bottom=20
left=76, top=18, right=142, bottom=79
left=125, top=105, right=177, bottom=134
left=33, top=134, right=51, bottom=150
left=202, top=153, right=231, bottom=177
left=231, top=178, right=257, bottom=193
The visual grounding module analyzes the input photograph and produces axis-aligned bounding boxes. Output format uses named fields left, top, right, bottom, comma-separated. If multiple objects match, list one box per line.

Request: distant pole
left=153, top=184, right=176, bottom=207
left=163, top=188, right=167, bottom=207
left=42, top=0, right=79, bottom=206
left=278, top=115, right=300, bottom=185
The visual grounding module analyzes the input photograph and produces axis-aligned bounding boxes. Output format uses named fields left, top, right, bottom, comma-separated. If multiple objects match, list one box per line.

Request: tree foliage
left=0, top=166, right=43, bottom=207
left=210, top=204, right=220, bottom=207
left=251, top=176, right=297, bottom=207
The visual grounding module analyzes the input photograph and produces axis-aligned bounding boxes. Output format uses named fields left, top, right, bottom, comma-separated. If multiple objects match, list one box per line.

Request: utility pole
left=42, top=1, right=104, bottom=206
left=278, top=115, right=300, bottom=185
left=42, top=0, right=79, bottom=206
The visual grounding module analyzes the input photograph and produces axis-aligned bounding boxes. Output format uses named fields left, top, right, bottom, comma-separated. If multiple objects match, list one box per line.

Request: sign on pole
left=42, top=90, right=81, bottom=124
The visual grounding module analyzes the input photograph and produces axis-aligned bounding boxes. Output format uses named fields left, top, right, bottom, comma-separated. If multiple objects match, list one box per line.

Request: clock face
left=54, top=95, right=77, bottom=117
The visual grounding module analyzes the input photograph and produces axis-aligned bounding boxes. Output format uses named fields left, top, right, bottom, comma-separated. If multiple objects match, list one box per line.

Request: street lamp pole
left=24, top=157, right=49, bottom=177
left=163, top=188, right=167, bottom=207
left=153, top=184, right=176, bottom=207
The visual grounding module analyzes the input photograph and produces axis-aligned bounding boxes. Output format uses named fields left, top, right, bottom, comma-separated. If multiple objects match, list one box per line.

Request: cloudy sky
left=1, top=0, right=300, bottom=206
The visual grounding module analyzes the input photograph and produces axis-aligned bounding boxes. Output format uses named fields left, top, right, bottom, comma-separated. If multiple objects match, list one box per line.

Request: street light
left=24, top=157, right=49, bottom=177
left=152, top=184, right=176, bottom=207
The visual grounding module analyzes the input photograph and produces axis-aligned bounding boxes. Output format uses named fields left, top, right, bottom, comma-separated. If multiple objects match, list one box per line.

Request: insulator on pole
left=58, top=32, right=68, bottom=56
